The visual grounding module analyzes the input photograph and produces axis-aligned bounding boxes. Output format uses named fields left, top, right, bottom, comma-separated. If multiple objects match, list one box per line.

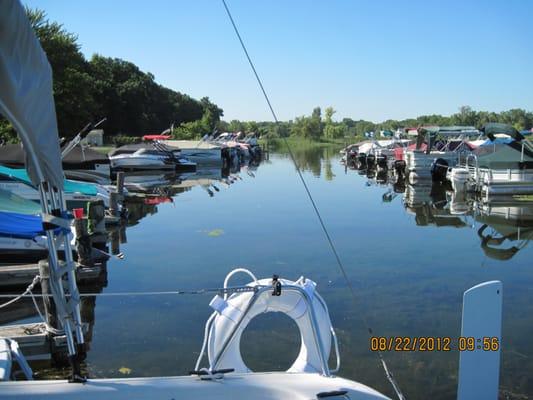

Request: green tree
left=228, top=120, right=245, bottom=133
left=26, top=7, right=97, bottom=138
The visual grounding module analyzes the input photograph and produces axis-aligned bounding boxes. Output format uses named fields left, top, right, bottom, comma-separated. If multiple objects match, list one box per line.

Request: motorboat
left=0, top=188, right=42, bottom=215
left=0, top=210, right=71, bottom=263
left=162, top=139, right=224, bottom=166
left=109, top=143, right=196, bottom=172
left=0, top=165, right=115, bottom=209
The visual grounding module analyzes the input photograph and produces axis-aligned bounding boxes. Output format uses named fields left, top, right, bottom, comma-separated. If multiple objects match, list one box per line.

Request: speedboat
left=109, top=143, right=196, bottom=172
left=0, top=165, right=115, bottom=209
left=162, top=140, right=224, bottom=166
left=0, top=210, right=71, bottom=263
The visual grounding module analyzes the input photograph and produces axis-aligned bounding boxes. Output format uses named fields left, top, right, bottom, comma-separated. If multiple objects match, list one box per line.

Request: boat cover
left=0, top=165, right=98, bottom=196
left=481, top=123, right=524, bottom=142
left=0, top=211, right=44, bottom=239
left=0, top=188, right=41, bottom=214
left=0, top=144, right=109, bottom=167
left=479, top=137, right=514, bottom=146
left=0, top=0, right=64, bottom=190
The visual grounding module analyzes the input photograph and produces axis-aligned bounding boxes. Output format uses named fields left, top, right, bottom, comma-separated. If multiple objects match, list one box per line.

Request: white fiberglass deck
left=0, top=372, right=390, bottom=400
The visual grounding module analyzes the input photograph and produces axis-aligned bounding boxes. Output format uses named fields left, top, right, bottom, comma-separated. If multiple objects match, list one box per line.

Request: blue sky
left=23, top=0, right=533, bottom=122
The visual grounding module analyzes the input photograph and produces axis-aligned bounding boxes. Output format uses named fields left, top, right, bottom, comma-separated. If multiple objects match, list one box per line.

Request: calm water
left=8, top=146, right=533, bottom=399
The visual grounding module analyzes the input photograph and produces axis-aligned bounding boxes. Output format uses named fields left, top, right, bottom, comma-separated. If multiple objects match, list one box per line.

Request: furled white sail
left=0, top=0, right=64, bottom=190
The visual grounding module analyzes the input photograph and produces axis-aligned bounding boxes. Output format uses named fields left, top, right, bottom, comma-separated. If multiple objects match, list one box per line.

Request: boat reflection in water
left=474, top=201, right=533, bottom=261
left=401, top=181, right=533, bottom=260
left=0, top=156, right=263, bottom=378
left=344, top=149, right=533, bottom=264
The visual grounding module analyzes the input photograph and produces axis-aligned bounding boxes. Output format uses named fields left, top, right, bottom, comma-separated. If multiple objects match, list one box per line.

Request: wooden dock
left=0, top=323, right=53, bottom=361
left=0, top=263, right=104, bottom=288
left=0, top=322, right=89, bottom=362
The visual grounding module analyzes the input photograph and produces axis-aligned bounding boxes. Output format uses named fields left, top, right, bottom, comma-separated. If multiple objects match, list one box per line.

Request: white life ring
left=206, top=276, right=333, bottom=373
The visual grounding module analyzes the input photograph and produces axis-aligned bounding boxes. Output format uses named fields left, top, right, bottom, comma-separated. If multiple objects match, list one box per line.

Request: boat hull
left=0, top=372, right=390, bottom=399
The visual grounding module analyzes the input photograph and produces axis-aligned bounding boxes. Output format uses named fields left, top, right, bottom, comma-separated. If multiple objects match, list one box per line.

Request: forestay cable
left=220, top=1, right=405, bottom=398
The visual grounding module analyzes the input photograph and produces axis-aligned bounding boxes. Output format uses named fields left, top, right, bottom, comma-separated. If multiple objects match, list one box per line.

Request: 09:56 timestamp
left=370, top=336, right=500, bottom=352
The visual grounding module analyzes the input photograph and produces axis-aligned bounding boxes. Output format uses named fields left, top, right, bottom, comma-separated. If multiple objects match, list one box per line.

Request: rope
left=0, top=274, right=65, bottom=336
left=0, top=275, right=41, bottom=310
left=0, top=285, right=260, bottom=299
left=220, top=2, right=405, bottom=398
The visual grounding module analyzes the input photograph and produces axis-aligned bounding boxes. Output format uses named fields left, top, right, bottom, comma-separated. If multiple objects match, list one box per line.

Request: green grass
left=91, top=146, right=114, bottom=154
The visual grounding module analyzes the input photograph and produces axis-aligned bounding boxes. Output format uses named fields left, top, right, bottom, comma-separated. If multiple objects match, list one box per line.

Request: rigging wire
left=220, top=1, right=405, bottom=398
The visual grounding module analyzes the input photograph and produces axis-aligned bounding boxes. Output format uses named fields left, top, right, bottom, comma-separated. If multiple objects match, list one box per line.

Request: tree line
left=0, top=8, right=223, bottom=144
left=221, top=105, right=533, bottom=142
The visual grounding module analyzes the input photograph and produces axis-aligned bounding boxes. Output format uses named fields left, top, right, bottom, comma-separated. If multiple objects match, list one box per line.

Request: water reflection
left=1, top=148, right=532, bottom=398
left=475, top=202, right=533, bottom=261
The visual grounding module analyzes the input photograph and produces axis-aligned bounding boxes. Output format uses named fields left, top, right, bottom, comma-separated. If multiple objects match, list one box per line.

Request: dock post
left=110, top=172, right=125, bottom=218
left=116, top=171, right=125, bottom=197
left=73, top=216, right=94, bottom=268
left=87, top=200, right=106, bottom=237
left=38, top=260, right=70, bottom=365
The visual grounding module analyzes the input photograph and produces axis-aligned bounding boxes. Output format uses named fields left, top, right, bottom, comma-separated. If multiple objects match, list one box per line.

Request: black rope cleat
left=68, top=353, right=87, bottom=383
left=271, top=274, right=282, bottom=296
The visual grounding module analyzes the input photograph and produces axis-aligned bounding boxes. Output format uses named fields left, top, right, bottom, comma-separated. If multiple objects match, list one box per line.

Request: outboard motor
left=347, top=149, right=357, bottom=165
left=394, top=160, right=406, bottom=177
left=376, top=169, right=387, bottom=184
left=366, top=153, right=376, bottom=168
left=357, top=152, right=367, bottom=169
left=431, top=158, right=449, bottom=183
left=376, top=154, right=388, bottom=169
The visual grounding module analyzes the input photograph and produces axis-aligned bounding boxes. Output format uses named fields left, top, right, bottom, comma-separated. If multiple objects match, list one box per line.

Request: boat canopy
left=0, top=210, right=45, bottom=239
left=481, top=123, right=524, bottom=142
left=0, top=165, right=98, bottom=196
left=0, top=188, right=41, bottom=214
left=0, top=0, right=64, bottom=189
left=418, top=126, right=480, bottom=136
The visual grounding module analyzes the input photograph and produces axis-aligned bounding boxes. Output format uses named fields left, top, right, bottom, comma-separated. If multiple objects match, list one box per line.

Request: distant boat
left=449, top=123, right=533, bottom=197
left=109, top=143, right=196, bottom=172
left=404, top=126, right=477, bottom=183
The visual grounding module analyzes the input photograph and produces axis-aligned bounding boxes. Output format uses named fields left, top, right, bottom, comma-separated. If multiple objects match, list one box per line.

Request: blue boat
left=0, top=165, right=112, bottom=209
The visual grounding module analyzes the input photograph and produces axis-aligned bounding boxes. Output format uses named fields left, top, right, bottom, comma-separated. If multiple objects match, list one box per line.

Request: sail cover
left=0, top=0, right=64, bottom=190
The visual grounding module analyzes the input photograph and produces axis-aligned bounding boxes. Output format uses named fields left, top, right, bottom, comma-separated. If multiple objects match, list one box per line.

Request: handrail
left=466, top=153, right=479, bottom=187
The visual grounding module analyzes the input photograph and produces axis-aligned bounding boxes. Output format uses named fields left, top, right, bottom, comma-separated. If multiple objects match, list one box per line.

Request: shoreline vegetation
left=1, top=8, right=532, bottom=148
